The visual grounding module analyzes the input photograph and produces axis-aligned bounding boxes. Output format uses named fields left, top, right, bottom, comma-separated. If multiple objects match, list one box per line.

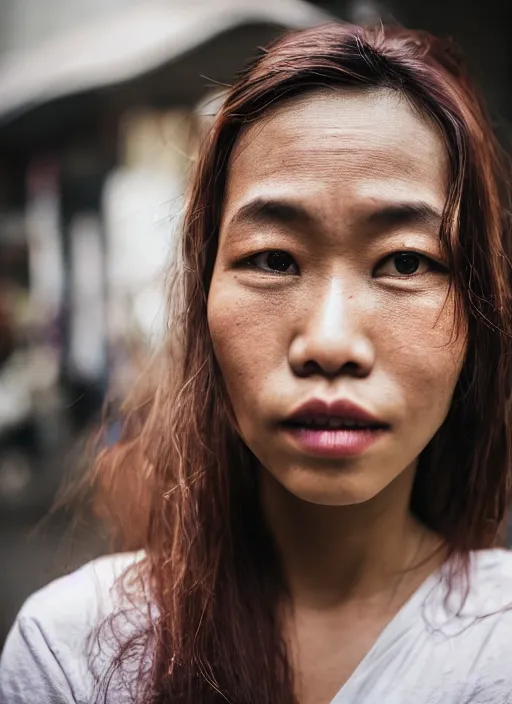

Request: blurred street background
left=0, top=0, right=511, bottom=646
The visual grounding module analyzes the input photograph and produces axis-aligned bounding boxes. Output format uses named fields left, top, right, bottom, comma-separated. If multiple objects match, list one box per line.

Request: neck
left=260, top=465, right=444, bottom=608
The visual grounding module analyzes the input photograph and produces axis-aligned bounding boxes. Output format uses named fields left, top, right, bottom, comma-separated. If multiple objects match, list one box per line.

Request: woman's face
left=207, top=89, right=466, bottom=506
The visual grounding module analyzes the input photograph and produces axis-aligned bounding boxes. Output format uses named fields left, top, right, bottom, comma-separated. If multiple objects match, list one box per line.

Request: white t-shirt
left=2, top=548, right=512, bottom=703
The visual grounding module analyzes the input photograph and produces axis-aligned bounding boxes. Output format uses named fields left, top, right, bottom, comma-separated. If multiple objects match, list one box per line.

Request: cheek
left=208, top=269, right=466, bottom=441
left=207, top=276, right=278, bottom=406
left=383, top=294, right=466, bottom=419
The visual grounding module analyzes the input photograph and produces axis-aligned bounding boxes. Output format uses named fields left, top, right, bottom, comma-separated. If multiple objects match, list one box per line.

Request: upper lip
left=284, top=398, right=388, bottom=427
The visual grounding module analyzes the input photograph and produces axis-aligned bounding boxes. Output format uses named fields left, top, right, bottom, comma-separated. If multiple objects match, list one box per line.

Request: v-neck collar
left=329, top=563, right=445, bottom=703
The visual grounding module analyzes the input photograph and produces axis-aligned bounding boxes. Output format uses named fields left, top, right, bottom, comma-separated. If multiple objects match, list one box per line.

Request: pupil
left=394, top=253, right=419, bottom=275
left=268, top=251, right=292, bottom=272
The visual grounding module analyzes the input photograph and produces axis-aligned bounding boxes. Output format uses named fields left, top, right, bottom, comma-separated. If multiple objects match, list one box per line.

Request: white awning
left=0, top=0, right=330, bottom=122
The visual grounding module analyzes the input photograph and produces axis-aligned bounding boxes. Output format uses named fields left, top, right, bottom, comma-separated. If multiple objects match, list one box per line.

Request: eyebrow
left=226, top=196, right=443, bottom=234
left=365, top=201, right=443, bottom=231
left=227, top=197, right=315, bottom=231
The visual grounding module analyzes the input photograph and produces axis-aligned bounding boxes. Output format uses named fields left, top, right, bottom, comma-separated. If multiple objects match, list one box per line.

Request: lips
left=280, top=398, right=389, bottom=458
left=286, top=416, right=380, bottom=430
left=283, top=398, right=388, bottom=430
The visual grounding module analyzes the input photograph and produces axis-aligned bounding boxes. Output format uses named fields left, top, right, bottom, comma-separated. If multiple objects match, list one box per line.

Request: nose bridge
left=308, top=274, right=356, bottom=342
left=316, top=276, right=349, bottom=334
left=289, top=271, right=374, bottom=377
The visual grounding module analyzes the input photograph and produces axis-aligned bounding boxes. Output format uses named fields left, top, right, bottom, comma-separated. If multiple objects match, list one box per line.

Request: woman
left=2, top=21, right=512, bottom=704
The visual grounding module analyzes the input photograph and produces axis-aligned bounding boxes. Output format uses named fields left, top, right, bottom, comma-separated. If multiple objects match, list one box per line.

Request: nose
left=288, top=278, right=375, bottom=378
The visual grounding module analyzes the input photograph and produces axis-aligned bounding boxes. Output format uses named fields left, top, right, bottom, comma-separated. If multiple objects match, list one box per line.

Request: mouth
left=280, top=399, right=389, bottom=458
left=283, top=416, right=385, bottom=431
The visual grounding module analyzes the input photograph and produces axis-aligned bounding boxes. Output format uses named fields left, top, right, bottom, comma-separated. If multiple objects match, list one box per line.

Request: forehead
left=223, top=88, right=448, bottom=223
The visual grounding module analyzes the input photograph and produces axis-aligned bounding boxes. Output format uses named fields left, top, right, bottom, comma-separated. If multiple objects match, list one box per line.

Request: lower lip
left=281, top=425, right=385, bottom=458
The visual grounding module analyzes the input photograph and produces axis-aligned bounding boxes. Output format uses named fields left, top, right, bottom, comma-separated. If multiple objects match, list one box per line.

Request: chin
left=278, top=471, right=383, bottom=507
left=290, top=486, right=377, bottom=507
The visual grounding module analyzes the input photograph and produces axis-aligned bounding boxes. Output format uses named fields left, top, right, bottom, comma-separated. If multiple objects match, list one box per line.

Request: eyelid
left=236, top=248, right=448, bottom=278
left=242, top=250, right=299, bottom=275
left=374, top=250, right=448, bottom=277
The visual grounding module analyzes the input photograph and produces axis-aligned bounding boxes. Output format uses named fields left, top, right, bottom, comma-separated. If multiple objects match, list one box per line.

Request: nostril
left=302, top=360, right=322, bottom=376
left=344, top=361, right=367, bottom=378
left=288, top=329, right=375, bottom=379
left=299, top=359, right=362, bottom=378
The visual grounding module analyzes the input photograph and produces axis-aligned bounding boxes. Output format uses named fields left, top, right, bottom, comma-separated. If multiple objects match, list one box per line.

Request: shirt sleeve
left=0, top=616, right=76, bottom=704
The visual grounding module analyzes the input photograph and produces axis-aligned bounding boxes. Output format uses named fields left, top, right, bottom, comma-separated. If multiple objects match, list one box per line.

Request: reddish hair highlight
left=89, top=23, right=512, bottom=703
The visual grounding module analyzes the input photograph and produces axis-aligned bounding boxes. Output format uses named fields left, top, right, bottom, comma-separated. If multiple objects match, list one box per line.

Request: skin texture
left=207, top=89, right=467, bottom=702
left=208, top=88, right=465, bottom=509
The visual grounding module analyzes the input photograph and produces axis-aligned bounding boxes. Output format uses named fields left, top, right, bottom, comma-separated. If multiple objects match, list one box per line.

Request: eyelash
left=241, top=250, right=448, bottom=278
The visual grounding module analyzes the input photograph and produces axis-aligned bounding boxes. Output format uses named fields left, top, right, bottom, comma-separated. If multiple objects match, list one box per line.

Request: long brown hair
left=90, top=22, right=512, bottom=703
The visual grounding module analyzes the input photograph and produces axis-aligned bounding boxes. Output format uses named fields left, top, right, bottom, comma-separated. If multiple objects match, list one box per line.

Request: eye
left=246, top=250, right=299, bottom=275
left=374, top=252, right=444, bottom=278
